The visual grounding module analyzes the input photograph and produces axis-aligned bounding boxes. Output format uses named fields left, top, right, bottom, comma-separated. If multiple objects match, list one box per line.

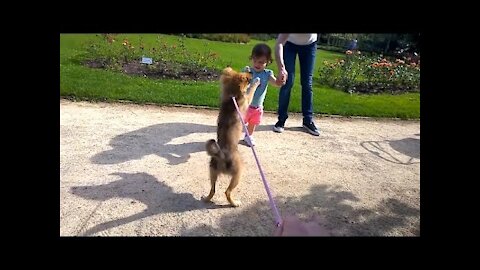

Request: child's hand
left=275, top=77, right=286, bottom=86
left=278, top=68, right=288, bottom=84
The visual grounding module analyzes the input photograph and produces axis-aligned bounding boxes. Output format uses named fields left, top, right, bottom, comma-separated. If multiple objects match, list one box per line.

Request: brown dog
left=202, top=67, right=259, bottom=207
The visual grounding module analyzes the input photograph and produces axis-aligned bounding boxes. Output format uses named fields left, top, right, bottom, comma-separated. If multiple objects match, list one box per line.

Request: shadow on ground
left=72, top=174, right=419, bottom=236
left=360, top=134, right=420, bottom=165
left=91, top=122, right=273, bottom=166
left=71, top=172, right=230, bottom=236
left=181, top=184, right=420, bottom=236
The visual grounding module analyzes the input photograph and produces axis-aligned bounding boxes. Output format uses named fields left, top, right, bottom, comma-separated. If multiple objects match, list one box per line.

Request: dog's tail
left=206, top=139, right=225, bottom=159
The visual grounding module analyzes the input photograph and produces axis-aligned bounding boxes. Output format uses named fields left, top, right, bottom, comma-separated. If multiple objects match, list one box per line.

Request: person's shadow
left=91, top=123, right=215, bottom=165
left=360, top=134, right=420, bottom=165
left=181, top=184, right=420, bottom=236
left=71, top=172, right=230, bottom=236
left=91, top=122, right=273, bottom=166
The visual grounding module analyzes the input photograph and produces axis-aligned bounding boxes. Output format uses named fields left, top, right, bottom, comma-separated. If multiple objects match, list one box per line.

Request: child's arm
left=269, top=73, right=284, bottom=87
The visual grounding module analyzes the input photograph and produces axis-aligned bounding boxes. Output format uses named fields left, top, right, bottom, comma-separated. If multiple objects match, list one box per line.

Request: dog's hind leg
left=225, top=172, right=241, bottom=207
left=201, top=166, right=218, bottom=202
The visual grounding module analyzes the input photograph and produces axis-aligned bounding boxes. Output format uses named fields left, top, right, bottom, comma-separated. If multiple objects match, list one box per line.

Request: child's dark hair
left=249, top=43, right=273, bottom=65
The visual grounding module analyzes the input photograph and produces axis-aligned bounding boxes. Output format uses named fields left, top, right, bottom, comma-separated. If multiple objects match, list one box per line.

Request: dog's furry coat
left=202, top=67, right=259, bottom=207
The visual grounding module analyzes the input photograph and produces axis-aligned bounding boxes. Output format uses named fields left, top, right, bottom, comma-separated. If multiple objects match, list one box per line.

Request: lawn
left=60, top=34, right=419, bottom=119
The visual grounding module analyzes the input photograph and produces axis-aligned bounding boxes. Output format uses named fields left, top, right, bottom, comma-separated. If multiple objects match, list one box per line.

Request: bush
left=318, top=50, right=420, bottom=94
left=316, top=44, right=346, bottom=53
left=182, top=33, right=250, bottom=43
left=249, top=33, right=277, bottom=41
left=81, top=34, right=222, bottom=80
left=82, top=34, right=141, bottom=70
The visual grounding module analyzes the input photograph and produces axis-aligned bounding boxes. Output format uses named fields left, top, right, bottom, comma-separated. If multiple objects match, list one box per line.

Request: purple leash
left=232, top=96, right=283, bottom=227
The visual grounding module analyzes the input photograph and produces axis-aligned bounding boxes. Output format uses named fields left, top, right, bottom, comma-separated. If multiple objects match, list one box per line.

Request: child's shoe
left=243, top=134, right=255, bottom=147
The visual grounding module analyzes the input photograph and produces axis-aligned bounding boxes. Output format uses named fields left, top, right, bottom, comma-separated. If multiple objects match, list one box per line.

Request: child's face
left=252, top=56, right=268, bottom=72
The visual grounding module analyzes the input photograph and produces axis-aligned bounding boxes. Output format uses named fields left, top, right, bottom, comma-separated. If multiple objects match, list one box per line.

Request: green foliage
left=182, top=33, right=251, bottom=43
left=318, top=50, right=420, bottom=94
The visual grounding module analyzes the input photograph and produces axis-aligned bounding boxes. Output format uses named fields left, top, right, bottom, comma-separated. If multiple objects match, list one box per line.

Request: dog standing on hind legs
left=202, top=67, right=260, bottom=207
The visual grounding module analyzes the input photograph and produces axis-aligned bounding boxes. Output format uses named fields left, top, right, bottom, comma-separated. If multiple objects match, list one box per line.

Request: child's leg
left=247, top=124, right=256, bottom=136
left=244, top=107, right=254, bottom=135
left=243, top=112, right=250, bottom=131
left=246, top=107, right=262, bottom=138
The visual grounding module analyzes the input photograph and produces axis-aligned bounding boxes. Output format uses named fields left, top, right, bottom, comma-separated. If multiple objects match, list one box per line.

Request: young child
left=242, top=43, right=284, bottom=147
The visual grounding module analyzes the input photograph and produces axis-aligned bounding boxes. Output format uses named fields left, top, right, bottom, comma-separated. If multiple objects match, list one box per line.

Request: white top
left=287, top=34, right=318, bottom=45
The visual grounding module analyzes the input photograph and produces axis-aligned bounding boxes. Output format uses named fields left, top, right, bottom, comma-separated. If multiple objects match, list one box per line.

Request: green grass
left=60, top=34, right=419, bottom=119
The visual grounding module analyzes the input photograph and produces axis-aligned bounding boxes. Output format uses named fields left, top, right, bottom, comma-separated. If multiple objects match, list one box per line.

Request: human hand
left=273, top=215, right=330, bottom=236
left=278, top=67, right=288, bottom=85
left=275, top=77, right=285, bottom=86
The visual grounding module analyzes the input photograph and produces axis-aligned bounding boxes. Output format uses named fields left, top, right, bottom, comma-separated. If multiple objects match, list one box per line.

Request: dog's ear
left=220, top=69, right=229, bottom=83
left=243, top=72, right=252, bottom=81
left=221, top=67, right=235, bottom=84
left=239, top=72, right=251, bottom=83
left=222, top=67, right=234, bottom=76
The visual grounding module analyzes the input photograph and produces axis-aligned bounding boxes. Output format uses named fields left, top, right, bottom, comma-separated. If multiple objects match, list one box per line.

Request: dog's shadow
left=71, top=172, right=230, bottom=236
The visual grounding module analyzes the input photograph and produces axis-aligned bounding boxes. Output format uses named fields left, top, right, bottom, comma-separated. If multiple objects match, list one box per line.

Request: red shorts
left=244, top=105, right=263, bottom=126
